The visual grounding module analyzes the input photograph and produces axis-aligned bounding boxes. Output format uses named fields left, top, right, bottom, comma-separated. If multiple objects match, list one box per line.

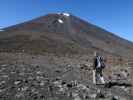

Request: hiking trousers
left=93, top=68, right=105, bottom=84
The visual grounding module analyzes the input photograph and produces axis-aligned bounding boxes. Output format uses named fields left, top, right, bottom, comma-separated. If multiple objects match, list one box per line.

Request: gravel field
left=0, top=53, right=132, bottom=100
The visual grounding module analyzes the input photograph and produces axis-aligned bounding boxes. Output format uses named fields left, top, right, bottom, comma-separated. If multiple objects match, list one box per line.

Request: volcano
left=0, top=13, right=133, bottom=99
left=0, top=13, right=133, bottom=58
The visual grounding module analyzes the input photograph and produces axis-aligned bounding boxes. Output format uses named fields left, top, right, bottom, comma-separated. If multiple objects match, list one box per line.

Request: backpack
left=100, top=56, right=105, bottom=69
left=96, top=56, right=105, bottom=69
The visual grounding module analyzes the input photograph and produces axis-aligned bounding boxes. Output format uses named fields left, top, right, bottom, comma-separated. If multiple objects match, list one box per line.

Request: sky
left=0, top=0, right=133, bottom=42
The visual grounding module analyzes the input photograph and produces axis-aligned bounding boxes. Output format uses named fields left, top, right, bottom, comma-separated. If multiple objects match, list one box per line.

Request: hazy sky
left=0, top=0, right=133, bottom=42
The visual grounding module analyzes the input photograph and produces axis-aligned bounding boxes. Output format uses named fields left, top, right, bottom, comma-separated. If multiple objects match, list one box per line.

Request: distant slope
left=0, top=13, right=133, bottom=58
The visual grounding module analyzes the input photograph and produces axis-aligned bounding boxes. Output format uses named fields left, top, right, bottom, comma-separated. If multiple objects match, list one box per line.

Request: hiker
left=93, top=52, right=106, bottom=84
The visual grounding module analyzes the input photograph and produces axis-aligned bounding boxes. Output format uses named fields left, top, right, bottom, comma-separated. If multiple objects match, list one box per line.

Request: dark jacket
left=93, top=56, right=105, bottom=70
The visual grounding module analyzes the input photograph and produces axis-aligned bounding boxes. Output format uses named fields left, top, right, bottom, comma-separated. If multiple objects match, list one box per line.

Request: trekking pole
left=93, top=69, right=96, bottom=84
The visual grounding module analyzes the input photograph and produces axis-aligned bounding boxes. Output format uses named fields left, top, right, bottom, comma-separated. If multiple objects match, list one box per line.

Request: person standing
left=93, top=52, right=106, bottom=85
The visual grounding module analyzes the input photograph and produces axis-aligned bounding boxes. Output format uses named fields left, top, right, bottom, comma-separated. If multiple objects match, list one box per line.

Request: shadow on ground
left=104, top=81, right=132, bottom=88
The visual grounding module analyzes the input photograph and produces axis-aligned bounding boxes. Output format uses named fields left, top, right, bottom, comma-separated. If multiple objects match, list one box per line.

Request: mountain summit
left=0, top=13, right=133, bottom=58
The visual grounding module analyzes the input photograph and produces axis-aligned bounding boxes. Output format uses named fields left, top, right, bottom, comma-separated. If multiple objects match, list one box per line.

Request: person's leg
left=100, top=76, right=105, bottom=84
left=96, top=73, right=101, bottom=84
left=95, top=68, right=101, bottom=84
left=99, top=70, right=105, bottom=84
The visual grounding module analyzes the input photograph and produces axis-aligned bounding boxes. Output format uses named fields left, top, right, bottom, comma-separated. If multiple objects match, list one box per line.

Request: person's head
left=94, top=51, right=99, bottom=57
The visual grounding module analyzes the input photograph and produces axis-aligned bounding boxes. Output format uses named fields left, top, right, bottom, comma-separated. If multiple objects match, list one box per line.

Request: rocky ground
left=0, top=53, right=132, bottom=100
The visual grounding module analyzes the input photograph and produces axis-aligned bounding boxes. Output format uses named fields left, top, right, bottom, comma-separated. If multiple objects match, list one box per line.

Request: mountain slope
left=0, top=13, right=133, bottom=58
